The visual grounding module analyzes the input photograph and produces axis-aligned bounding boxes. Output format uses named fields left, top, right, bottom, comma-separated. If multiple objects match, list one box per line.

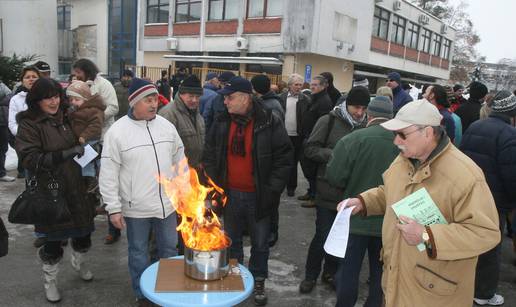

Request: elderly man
left=159, top=75, right=205, bottom=168
left=326, top=96, right=398, bottom=307
left=298, top=75, right=333, bottom=205
left=204, top=71, right=235, bottom=132
left=100, top=78, right=185, bottom=307
left=342, top=99, right=500, bottom=307
left=385, top=72, right=412, bottom=113
left=203, top=77, right=293, bottom=306
left=279, top=74, right=310, bottom=197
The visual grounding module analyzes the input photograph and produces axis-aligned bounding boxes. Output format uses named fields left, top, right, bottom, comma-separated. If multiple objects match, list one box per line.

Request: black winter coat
left=15, top=109, right=95, bottom=235
left=203, top=99, right=294, bottom=220
left=460, top=113, right=516, bottom=210
left=303, top=90, right=333, bottom=139
left=455, top=98, right=483, bottom=132
left=279, top=91, right=310, bottom=137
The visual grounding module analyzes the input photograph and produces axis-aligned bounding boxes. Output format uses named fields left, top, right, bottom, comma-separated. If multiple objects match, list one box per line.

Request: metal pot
left=184, top=242, right=230, bottom=281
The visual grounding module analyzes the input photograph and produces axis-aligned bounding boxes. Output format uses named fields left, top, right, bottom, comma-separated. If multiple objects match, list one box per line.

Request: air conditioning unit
left=393, top=1, right=402, bottom=11
left=419, top=14, right=430, bottom=25
left=441, top=24, right=448, bottom=34
left=236, top=37, right=248, bottom=50
left=166, top=38, right=178, bottom=50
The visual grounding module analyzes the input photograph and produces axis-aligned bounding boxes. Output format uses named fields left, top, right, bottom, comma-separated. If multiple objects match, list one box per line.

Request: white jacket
left=8, top=91, right=27, bottom=135
left=90, top=74, right=119, bottom=137
left=99, top=115, right=185, bottom=219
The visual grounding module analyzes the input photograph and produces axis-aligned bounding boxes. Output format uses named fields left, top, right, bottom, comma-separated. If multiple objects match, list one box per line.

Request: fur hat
left=66, top=80, right=92, bottom=100
left=178, top=75, right=203, bottom=95
left=128, top=78, right=158, bottom=107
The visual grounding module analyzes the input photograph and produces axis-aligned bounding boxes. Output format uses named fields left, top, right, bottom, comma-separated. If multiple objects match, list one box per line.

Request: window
left=372, top=6, right=390, bottom=40
left=406, top=22, right=419, bottom=49
left=57, top=5, right=71, bottom=30
left=419, top=28, right=432, bottom=53
left=209, top=0, right=241, bottom=20
left=247, top=0, right=283, bottom=18
left=147, top=0, right=169, bottom=23
left=432, top=34, right=442, bottom=56
left=442, top=38, right=451, bottom=59
left=391, top=15, right=406, bottom=45
left=175, top=0, right=201, bottom=22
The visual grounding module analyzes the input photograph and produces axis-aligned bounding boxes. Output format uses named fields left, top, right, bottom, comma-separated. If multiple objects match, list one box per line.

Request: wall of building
left=0, top=0, right=59, bottom=75
left=143, top=51, right=172, bottom=67
left=70, top=0, right=109, bottom=73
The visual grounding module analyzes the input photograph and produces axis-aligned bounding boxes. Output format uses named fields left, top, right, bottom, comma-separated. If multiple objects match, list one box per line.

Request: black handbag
left=0, top=217, right=8, bottom=257
left=8, top=155, right=72, bottom=225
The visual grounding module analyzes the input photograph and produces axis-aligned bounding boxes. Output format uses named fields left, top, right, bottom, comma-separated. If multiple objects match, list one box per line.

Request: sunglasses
left=393, top=127, right=424, bottom=140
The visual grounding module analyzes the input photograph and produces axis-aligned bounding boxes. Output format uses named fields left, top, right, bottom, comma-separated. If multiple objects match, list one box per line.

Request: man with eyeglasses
left=385, top=72, right=412, bottom=114
left=203, top=76, right=293, bottom=306
left=341, top=99, right=500, bottom=306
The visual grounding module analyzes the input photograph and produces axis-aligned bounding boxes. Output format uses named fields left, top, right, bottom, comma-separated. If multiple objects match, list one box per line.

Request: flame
left=159, top=158, right=230, bottom=251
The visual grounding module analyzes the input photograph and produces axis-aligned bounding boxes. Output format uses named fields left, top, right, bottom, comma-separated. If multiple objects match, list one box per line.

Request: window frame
left=57, top=5, right=71, bottom=30
left=174, top=0, right=202, bottom=23
left=372, top=6, right=390, bottom=40
left=432, top=33, right=442, bottom=57
left=442, top=38, right=452, bottom=59
left=420, top=28, right=432, bottom=53
left=208, top=0, right=240, bottom=21
left=147, top=0, right=169, bottom=24
left=390, top=14, right=406, bottom=45
left=246, top=0, right=282, bottom=19
left=406, top=21, right=420, bottom=49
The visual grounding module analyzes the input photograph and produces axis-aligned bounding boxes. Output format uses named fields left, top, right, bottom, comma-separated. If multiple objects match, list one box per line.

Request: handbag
left=8, top=155, right=72, bottom=225
left=0, top=217, right=8, bottom=257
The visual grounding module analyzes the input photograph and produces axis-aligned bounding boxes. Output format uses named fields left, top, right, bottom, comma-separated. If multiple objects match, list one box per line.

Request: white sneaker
left=0, top=175, right=15, bottom=182
left=474, top=294, right=504, bottom=306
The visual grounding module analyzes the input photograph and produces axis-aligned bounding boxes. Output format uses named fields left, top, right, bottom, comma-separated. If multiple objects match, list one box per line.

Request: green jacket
left=305, top=107, right=364, bottom=210
left=158, top=96, right=205, bottom=167
left=326, top=118, right=398, bottom=237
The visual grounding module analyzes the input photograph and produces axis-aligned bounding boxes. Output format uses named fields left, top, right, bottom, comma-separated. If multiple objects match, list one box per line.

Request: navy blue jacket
left=460, top=113, right=516, bottom=210
left=392, top=85, right=413, bottom=113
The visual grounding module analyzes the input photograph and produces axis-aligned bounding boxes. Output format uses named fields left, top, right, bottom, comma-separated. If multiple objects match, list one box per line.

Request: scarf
left=230, top=111, right=253, bottom=156
left=337, top=102, right=367, bottom=128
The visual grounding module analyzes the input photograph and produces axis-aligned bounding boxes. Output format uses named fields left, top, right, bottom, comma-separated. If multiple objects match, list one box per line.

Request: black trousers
left=474, top=210, right=506, bottom=299
left=39, top=234, right=92, bottom=264
left=0, top=126, right=8, bottom=177
left=287, top=136, right=303, bottom=192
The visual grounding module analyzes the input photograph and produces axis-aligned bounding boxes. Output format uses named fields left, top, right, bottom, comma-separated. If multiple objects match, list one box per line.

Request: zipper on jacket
left=146, top=121, right=166, bottom=218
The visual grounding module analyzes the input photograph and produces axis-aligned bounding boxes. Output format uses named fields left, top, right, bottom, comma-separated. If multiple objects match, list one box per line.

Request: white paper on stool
left=324, top=199, right=353, bottom=258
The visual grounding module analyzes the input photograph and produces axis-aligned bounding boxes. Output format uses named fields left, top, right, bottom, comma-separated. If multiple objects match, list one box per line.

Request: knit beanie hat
left=178, top=75, right=203, bottom=96
left=468, top=81, right=488, bottom=100
left=367, top=96, right=393, bottom=119
left=491, top=90, right=516, bottom=116
left=387, top=72, right=401, bottom=84
left=346, top=86, right=370, bottom=107
left=250, top=74, right=271, bottom=95
left=353, top=76, right=369, bottom=89
left=453, top=84, right=464, bottom=92
left=128, top=78, right=158, bottom=107
left=66, top=80, right=92, bottom=100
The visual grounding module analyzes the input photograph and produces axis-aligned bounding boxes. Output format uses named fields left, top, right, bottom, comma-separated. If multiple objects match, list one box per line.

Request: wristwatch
left=422, top=230, right=430, bottom=244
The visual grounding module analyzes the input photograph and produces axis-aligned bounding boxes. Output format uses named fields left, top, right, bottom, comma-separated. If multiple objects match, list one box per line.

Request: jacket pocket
left=414, top=264, right=458, bottom=296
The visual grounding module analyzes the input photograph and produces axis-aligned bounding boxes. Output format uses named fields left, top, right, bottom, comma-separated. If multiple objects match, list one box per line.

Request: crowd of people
left=0, top=59, right=515, bottom=307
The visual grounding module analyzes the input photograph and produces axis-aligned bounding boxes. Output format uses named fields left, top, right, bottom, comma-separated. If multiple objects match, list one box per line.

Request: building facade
left=139, top=0, right=456, bottom=91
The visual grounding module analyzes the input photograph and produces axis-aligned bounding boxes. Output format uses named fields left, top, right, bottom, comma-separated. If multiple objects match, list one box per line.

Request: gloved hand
left=61, top=145, right=85, bottom=160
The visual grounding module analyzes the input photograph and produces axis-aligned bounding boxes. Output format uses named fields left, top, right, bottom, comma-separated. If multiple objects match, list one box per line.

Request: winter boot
left=71, top=250, right=94, bottom=281
left=42, top=263, right=61, bottom=303
left=253, top=277, right=268, bottom=306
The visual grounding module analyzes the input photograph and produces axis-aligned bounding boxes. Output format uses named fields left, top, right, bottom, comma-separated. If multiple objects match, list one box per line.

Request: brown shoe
left=301, top=200, right=316, bottom=208
left=104, top=234, right=120, bottom=245
left=297, top=193, right=312, bottom=201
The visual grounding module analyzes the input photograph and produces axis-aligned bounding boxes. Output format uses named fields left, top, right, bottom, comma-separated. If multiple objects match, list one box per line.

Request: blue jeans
left=224, top=190, right=270, bottom=279
left=304, top=206, right=338, bottom=280
left=335, top=234, right=383, bottom=307
left=125, top=213, right=178, bottom=299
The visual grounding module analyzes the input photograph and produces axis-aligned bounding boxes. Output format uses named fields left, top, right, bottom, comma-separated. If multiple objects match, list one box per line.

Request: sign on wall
left=304, top=64, right=312, bottom=83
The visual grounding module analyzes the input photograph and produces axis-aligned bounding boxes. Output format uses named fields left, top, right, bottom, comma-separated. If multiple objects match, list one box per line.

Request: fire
left=159, top=158, right=230, bottom=251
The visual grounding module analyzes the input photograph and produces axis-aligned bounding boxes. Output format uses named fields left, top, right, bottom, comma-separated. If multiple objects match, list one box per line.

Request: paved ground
left=1, top=152, right=516, bottom=306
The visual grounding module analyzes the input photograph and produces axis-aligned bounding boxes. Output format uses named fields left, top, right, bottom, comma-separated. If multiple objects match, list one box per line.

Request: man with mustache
left=99, top=78, right=185, bottom=307
left=342, top=99, right=500, bottom=307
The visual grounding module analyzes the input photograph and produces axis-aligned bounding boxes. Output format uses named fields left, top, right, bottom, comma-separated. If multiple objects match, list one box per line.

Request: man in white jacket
left=99, top=78, right=185, bottom=306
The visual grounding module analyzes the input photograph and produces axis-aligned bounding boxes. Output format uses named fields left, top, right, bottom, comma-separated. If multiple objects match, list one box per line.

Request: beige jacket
left=360, top=142, right=500, bottom=307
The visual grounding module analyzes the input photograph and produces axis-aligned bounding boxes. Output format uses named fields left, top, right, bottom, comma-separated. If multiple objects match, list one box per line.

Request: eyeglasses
left=394, top=127, right=424, bottom=140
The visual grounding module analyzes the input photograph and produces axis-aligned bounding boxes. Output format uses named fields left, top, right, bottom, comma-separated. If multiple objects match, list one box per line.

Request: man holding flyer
left=342, top=99, right=500, bottom=307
